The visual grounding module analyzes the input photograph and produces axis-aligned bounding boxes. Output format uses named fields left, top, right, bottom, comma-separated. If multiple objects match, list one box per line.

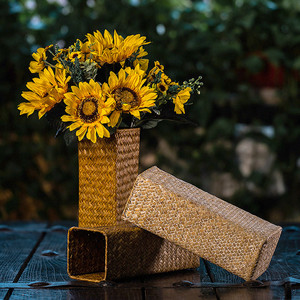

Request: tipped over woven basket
left=67, top=224, right=200, bottom=282
left=78, top=128, right=140, bottom=228
left=122, top=166, right=282, bottom=281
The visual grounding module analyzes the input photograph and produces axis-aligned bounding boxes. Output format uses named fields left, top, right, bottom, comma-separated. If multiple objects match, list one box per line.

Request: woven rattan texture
left=67, top=225, right=200, bottom=282
left=78, top=128, right=140, bottom=228
left=115, top=129, right=140, bottom=222
left=122, top=166, right=282, bottom=281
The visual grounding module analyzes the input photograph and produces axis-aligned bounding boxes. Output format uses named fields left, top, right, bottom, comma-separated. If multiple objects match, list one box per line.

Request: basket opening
left=69, top=229, right=106, bottom=277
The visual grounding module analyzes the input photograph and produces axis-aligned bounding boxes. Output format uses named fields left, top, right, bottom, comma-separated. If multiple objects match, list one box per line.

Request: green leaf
left=153, top=71, right=162, bottom=84
left=80, top=60, right=98, bottom=81
left=45, top=102, right=67, bottom=137
left=107, top=125, right=117, bottom=135
left=63, top=130, right=77, bottom=146
left=152, top=108, right=161, bottom=115
left=141, top=119, right=162, bottom=129
left=65, top=58, right=84, bottom=85
left=75, top=39, right=81, bottom=51
left=168, top=84, right=180, bottom=94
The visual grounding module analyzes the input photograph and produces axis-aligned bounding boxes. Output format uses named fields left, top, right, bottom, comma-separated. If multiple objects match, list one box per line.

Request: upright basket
left=78, top=128, right=140, bottom=227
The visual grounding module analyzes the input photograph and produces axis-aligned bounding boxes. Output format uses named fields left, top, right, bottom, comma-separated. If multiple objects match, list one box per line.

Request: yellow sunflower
left=67, top=40, right=92, bottom=62
left=157, top=80, right=168, bottom=94
left=173, top=87, right=192, bottom=114
left=132, top=46, right=149, bottom=72
left=18, top=66, right=70, bottom=118
left=125, top=64, right=145, bottom=77
left=133, top=58, right=149, bottom=72
left=87, top=29, right=116, bottom=49
left=147, top=61, right=172, bottom=85
left=67, top=51, right=82, bottom=61
left=87, top=30, right=149, bottom=65
left=53, top=48, right=69, bottom=61
left=102, top=66, right=157, bottom=127
left=80, top=41, right=91, bottom=57
left=61, top=79, right=114, bottom=143
left=29, top=44, right=53, bottom=73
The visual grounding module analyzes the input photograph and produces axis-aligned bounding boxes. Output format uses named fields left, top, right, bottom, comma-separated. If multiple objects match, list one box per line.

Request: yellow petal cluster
left=19, top=29, right=199, bottom=143
left=18, top=66, right=70, bottom=119
left=102, top=65, right=157, bottom=127
left=61, top=79, right=114, bottom=143
left=67, top=40, right=92, bottom=62
left=29, top=45, right=53, bottom=73
left=173, top=87, right=192, bottom=114
left=87, top=30, right=149, bottom=65
left=147, top=61, right=172, bottom=88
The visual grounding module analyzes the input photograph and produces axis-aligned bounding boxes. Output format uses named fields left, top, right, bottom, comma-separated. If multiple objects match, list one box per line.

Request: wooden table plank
left=0, top=222, right=47, bottom=300
left=17, top=225, right=71, bottom=283
left=0, top=222, right=48, bottom=232
left=9, top=288, right=144, bottom=300
left=141, top=263, right=217, bottom=299
left=0, top=290, right=9, bottom=299
left=65, top=288, right=144, bottom=300
left=144, top=287, right=216, bottom=300
left=260, top=226, right=300, bottom=280
left=291, top=290, right=300, bottom=299
left=142, top=269, right=202, bottom=287
left=0, top=223, right=47, bottom=283
left=7, top=289, right=67, bottom=300
left=2, top=222, right=300, bottom=300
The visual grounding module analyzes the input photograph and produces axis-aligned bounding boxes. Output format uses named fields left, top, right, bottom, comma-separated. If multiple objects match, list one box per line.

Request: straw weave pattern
left=123, top=166, right=282, bottom=281
left=68, top=225, right=200, bottom=282
left=78, top=128, right=140, bottom=228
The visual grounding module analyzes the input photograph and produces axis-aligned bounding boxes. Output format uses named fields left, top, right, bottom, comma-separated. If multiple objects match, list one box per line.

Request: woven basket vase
left=67, top=225, right=200, bottom=282
left=78, top=128, right=140, bottom=228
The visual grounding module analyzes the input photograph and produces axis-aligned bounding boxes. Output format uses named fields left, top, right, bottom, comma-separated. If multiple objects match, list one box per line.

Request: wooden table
left=0, top=222, right=299, bottom=299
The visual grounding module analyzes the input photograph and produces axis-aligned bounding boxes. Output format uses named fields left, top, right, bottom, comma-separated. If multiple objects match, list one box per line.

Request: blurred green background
left=1, top=0, right=299, bottom=222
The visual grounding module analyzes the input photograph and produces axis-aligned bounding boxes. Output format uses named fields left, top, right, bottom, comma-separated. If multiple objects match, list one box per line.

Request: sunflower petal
left=69, top=122, right=81, bottom=131
left=96, top=124, right=104, bottom=138
left=77, top=128, right=87, bottom=141
left=130, top=109, right=141, bottom=119
left=109, top=111, right=121, bottom=127
left=103, top=126, right=110, bottom=138
left=90, top=126, right=97, bottom=143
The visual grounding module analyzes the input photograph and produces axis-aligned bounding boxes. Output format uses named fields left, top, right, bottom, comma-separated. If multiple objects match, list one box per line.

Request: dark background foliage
left=1, top=0, right=299, bottom=221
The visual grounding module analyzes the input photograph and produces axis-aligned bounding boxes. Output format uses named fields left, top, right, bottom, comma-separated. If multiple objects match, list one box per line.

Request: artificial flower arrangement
left=18, top=30, right=202, bottom=144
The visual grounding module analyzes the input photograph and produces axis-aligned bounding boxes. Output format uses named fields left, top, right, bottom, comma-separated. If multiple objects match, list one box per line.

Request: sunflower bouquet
left=18, top=30, right=202, bottom=144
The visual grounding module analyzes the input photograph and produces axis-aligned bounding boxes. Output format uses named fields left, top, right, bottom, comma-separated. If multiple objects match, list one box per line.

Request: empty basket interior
left=68, top=228, right=107, bottom=281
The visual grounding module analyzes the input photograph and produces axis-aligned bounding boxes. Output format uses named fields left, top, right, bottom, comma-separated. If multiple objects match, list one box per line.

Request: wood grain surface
left=0, top=223, right=47, bottom=283
left=0, top=222, right=299, bottom=300
left=0, top=222, right=47, bottom=300
left=18, top=229, right=70, bottom=283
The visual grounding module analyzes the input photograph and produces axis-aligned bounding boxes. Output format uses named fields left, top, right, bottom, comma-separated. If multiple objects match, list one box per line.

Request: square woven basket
left=67, top=224, right=200, bottom=282
left=78, top=128, right=140, bottom=228
left=122, top=166, right=282, bottom=281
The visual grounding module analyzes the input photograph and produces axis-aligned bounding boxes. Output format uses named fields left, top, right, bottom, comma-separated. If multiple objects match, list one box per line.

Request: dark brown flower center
left=78, top=97, right=99, bottom=123
left=113, top=87, right=139, bottom=111
left=158, top=83, right=167, bottom=92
